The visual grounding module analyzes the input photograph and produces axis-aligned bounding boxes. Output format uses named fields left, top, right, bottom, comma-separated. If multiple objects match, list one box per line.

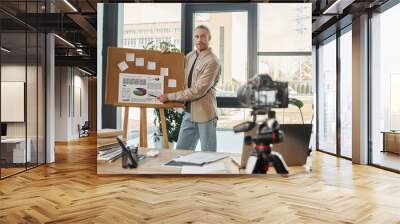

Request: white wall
left=72, top=73, right=89, bottom=138
left=1, top=65, right=31, bottom=137
left=55, top=67, right=89, bottom=141
left=55, top=67, right=68, bottom=141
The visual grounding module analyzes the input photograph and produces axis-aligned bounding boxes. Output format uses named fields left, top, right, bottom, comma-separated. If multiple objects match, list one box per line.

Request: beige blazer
left=168, top=48, right=221, bottom=122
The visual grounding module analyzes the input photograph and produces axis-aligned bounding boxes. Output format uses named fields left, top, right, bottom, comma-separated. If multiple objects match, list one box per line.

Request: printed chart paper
left=147, top=61, right=156, bottom=70
left=119, top=73, right=164, bottom=104
left=160, top=67, right=169, bottom=76
left=126, top=53, right=135, bottom=62
left=117, top=61, right=128, bottom=72
left=168, top=79, right=177, bottom=88
left=136, top=58, right=145, bottom=66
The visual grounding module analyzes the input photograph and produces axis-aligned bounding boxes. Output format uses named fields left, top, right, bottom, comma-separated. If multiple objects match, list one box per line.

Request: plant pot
left=152, top=134, right=163, bottom=149
left=168, top=142, right=175, bottom=149
left=152, top=134, right=176, bottom=149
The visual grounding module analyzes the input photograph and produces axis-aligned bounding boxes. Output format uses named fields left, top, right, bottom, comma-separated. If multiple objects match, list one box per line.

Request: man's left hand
left=157, top=94, right=169, bottom=103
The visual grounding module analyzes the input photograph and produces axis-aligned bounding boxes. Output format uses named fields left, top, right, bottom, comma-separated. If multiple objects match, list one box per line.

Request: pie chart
left=133, top=88, right=147, bottom=96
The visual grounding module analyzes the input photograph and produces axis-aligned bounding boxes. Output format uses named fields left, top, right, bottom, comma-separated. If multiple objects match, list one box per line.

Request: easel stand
left=122, top=106, right=169, bottom=148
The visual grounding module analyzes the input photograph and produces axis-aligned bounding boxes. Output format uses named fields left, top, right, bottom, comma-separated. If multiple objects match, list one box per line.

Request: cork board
left=105, top=47, right=185, bottom=108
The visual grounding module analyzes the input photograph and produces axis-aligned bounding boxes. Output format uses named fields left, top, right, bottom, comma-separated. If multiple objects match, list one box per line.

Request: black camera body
left=234, top=74, right=289, bottom=175
left=237, top=74, right=289, bottom=110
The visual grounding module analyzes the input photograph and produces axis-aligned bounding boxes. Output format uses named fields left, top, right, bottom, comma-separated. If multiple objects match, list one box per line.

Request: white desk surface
left=97, top=148, right=243, bottom=174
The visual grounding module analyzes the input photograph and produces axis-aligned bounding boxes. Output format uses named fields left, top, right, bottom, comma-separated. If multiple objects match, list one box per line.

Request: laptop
left=272, top=124, right=312, bottom=166
left=234, top=124, right=313, bottom=167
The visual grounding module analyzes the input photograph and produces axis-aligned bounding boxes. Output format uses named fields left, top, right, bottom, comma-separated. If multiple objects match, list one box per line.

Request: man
left=158, top=25, right=221, bottom=152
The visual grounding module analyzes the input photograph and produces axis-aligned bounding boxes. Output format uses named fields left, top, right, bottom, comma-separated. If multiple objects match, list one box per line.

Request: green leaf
left=289, top=98, right=304, bottom=109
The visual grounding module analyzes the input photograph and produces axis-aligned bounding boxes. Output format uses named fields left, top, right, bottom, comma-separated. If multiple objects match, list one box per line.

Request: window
left=258, top=56, right=313, bottom=124
left=192, top=10, right=250, bottom=152
left=120, top=3, right=312, bottom=151
left=339, top=28, right=352, bottom=158
left=258, top=4, right=311, bottom=53
left=194, top=11, right=248, bottom=98
left=186, top=3, right=311, bottom=152
left=371, top=3, right=400, bottom=171
left=181, top=4, right=252, bottom=152
left=317, top=37, right=337, bottom=154
left=122, top=3, right=182, bottom=145
left=257, top=4, right=312, bottom=125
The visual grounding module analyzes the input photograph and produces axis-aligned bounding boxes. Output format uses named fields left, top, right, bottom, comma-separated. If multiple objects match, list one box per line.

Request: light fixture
left=322, top=0, right=355, bottom=15
left=76, top=48, right=86, bottom=55
left=54, top=34, right=75, bottom=48
left=63, top=0, right=78, bottom=12
left=78, top=67, right=92, bottom=76
left=1, top=47, right=11, bottom=53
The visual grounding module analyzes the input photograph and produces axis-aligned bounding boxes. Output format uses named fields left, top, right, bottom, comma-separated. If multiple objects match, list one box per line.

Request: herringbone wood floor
left=1, top=136, right=400, bottom=223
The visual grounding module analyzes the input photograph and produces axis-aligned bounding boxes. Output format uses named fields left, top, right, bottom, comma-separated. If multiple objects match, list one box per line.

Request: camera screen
left=255, top=90, right=277, bottom=106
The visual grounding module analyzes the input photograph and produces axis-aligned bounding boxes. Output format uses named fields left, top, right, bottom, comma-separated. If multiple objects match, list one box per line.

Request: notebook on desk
left=164, top=152, right=228, bottom=167
left=181, top=162, right=227, bottom=174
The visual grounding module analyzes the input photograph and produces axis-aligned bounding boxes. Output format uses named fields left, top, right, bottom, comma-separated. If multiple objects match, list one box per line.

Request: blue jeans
left=175, top=112, right=217, bottom=151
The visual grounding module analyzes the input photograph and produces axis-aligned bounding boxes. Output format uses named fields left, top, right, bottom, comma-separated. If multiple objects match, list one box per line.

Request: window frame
left=183, top=3, right=257, bottom=108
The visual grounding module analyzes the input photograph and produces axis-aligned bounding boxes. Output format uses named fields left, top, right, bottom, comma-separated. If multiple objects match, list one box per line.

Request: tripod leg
left=252, top=156, right=268, bottom=174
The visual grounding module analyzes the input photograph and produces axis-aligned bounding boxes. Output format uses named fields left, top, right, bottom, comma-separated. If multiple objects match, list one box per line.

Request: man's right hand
left=160, top=48, right=170, bottom=54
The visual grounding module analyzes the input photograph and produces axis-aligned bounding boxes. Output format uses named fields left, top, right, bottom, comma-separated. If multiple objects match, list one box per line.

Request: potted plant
left=153, top=108, right=184, bottom=148
left=143, top=41, right=184, bottom=148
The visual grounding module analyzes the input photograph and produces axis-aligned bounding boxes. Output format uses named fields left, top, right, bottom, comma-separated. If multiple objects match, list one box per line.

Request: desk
left=381, top=131, right=400, bottom=154
left=1, top=138, right=31, bottom=163
left=97, top=148, right=243, bottom=174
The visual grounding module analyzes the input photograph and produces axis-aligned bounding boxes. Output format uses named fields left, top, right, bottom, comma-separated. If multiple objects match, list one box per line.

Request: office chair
left=78, top=121, right=90, bottom=138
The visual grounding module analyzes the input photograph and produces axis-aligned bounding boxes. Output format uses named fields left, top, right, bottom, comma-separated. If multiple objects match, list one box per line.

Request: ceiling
left=311, top=0, right=389, bottom=43
left=0, top=0, right=394, bottom=75
left=0, top=0, right=98, bottom=75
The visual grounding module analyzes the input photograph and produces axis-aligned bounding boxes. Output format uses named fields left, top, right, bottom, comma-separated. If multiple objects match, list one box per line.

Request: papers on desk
left=97, top=144, right=122, bottom=162
left=181, top=162, right=226, bottom=174
left=172, top=152, right=228, bottom=166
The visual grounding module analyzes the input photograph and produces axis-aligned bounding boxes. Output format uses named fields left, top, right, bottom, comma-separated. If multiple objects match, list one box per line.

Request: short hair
left=194, top=25, right=211, bottom=40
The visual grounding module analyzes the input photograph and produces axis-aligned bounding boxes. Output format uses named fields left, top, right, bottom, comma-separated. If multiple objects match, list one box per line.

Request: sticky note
left=160, top=67, right=169, bottom=76
left=126, top=53, right=135, bottom=62
left=136, top=58, right=144, bottom=66
left=147, top=61, right=156, bottom=70
left=118, top=61, right=128, bottom=72
left=168, top=79, right=177, bottom=88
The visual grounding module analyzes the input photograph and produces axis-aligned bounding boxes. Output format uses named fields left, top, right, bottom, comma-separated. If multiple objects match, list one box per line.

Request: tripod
left=235, top=110, right=289, bottom=175
left=251, top=144, right=289, bottom=174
